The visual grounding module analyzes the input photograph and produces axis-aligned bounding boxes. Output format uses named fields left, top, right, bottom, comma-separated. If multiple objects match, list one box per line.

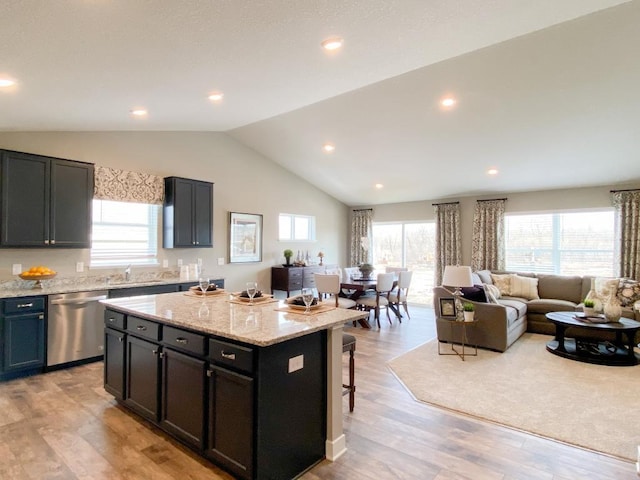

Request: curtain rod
left=352, top=208, right=373, bottom=211
left=610, top=188, right=640, bottom=193
left=432, top=201, right=459, bottom=206
left=477, top=198, right=508, bottom=202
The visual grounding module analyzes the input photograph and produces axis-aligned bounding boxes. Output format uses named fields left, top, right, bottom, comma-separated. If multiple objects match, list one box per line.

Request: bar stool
left=342, top=333, right=356, bottom=412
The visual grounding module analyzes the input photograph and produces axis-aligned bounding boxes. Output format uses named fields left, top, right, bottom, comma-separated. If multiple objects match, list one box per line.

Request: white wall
left=354, top=182, right=640, bottom=266
left=0, top=132, right=349, bottom=291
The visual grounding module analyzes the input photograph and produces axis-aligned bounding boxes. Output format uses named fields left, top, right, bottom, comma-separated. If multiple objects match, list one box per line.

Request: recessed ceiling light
left=441, top=97, right=457, bottom=108
left=0, top=78, right=16, bottom=88
left=321, top=37, right=344, bottom=51
left=130, top=109, right=148, bottom=117
left=208, top=92, right=224, bottom=102
left=375, top=183, right=384, bottom=189
left=322, top=143, right=335, bottom=153
left=487, top=168, right=499, bottom=175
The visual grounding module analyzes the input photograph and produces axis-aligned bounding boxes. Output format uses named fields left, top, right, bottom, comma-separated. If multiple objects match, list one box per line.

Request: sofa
left=434, top=270, right=640, bottom=352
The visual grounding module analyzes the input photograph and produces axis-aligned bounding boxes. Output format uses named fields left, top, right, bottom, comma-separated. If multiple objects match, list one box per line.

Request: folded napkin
left=286, top=295, right=319, bottom=306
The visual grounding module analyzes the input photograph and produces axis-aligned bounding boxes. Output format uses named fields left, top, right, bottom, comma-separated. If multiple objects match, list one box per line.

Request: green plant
left=283, top=249, right=293, bottom=258
left=584, top=299, right=595, bottom=308
left=359, top=263, right=373, bottom=270
left=463, top=302, right=475, bottom=312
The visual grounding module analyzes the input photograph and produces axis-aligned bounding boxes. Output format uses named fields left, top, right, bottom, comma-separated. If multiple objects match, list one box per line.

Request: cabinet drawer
left=3, top=297, right=45, bottom=315
left=209, top=339, right=254, bottom=374
left=163, top=326, right=206, bottom=356
left=126, top=316, right=160, bottom=341
left=288, top=270, right=303, bottom=279
left=104, top=309, right=126, bottom=330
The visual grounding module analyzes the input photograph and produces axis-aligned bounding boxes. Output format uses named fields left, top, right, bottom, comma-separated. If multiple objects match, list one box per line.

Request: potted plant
left=358, top=263, right=374, bottom=279
left=283, top=249, right=293, bottom=266
left=463, top=302, right=475, bottom=322
left=583, top=299, right=596, bottom=317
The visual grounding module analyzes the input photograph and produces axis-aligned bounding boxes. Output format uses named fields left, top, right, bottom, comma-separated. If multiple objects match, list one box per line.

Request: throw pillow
left=617, top=278, right=640, bottom=307
left=490, top=273, right=512, bottom=296
left=460, top=285, right=487, bottom=303
left=508, top=274, right=540, bottom=300
left=483, top=283, right=500, bottom=303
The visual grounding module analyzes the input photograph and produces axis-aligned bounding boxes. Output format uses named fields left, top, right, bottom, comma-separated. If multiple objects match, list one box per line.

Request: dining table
left=340, top=276, right=400, bottom=328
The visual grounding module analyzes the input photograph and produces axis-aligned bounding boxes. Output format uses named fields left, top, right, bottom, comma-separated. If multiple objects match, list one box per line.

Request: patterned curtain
left=94, top=166, right=164, bottom=204
left=612, top=190, right=640, bottom=280
left=350, top=209, right=372, bottom=266
left=434, top=202, right=461, bottom=286
left=471, top=199, right=506, bottom=272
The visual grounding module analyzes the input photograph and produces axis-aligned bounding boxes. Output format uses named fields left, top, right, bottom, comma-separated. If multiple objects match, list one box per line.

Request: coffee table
left=545, top=311, right=640, bottom=366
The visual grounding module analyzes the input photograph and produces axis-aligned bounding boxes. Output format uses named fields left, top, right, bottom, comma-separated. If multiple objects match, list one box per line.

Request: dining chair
left=342, top=333, right=356, bottom=412
left=388, top=270, right=413, bottom=321
left=314, top=273, right=357, bottom=309
left=355, top=272, right=396, bottom=328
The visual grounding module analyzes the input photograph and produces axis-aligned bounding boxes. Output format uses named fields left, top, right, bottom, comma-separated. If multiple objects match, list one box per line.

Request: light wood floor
left=0, top=306, right=635, bottom=479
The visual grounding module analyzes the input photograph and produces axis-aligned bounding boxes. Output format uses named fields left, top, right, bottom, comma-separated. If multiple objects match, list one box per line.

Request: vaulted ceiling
left=1, top=1, right=638, bottom=205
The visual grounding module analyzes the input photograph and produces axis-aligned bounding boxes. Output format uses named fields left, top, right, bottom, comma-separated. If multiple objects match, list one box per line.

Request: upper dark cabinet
left=0, top=149, right=94, bottom=248
left=163, top=177, right=213, bottom=248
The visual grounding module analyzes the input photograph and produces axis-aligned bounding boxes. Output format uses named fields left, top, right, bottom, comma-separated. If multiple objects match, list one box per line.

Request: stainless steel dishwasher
left=47, top=290, right=108, bottom=367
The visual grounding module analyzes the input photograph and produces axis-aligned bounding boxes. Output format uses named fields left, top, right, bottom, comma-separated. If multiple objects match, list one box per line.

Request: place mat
left=275, top=303, right=336, bottom=315
left=184, top=288, right=226, bottom=298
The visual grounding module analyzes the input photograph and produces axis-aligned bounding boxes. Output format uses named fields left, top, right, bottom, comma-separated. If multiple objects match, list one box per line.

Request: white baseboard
left=325, top=434, right=347, bottom=461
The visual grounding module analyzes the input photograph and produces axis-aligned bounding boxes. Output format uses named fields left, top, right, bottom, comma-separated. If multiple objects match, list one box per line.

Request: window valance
left=94, top=166, right=164, bottom=204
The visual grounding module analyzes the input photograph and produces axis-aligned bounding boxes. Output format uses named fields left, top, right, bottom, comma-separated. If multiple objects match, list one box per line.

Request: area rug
left=388, top=333, right=639, bottom=461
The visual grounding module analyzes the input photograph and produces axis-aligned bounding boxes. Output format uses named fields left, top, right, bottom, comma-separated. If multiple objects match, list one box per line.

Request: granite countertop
left=0, top=274, right=197, bottom=299
left=101, top=291, right=366, bottom=346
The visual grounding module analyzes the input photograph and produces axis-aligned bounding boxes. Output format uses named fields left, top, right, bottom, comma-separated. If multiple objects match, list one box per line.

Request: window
left=91, top=199, right=159, bottom=267
left=372, top=222, right=436, bottom=305
left=505, top=210, right=614, bottom=276
left=279, top=213, right=316, bottom=241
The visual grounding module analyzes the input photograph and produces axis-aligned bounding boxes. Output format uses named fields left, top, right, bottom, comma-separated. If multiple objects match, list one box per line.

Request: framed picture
left=229, top=212, right=263, bottom=263
left=439, top=298, right=456, bottom=318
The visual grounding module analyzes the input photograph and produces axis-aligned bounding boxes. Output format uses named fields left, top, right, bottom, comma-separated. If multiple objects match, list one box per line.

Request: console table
left=271, top=265, right=324, bottom=296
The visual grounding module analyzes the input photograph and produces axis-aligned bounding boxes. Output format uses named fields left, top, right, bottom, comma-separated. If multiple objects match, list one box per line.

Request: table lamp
left=442, top=265, right=473, bottom=321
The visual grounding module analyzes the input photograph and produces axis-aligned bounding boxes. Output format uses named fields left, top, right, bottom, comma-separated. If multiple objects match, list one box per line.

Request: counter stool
left=342, top=333, right=356, bottom=412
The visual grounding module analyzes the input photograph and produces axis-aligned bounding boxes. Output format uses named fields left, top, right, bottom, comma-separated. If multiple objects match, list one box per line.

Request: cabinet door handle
left=17, top=303, right=34, bottom=308
left=44, top=240, right=49, bottom=245
left=152, top=349, right=159, bottom=355
left=38, top=314, right=44, bottom=320
left=206, top=369, right=213, bottom=377
left=108, top=317, right=116, bottom=323
left=118, top=336, right=124, bottom=342
left=221, top=351, right=236, bottom=360
left=136, top=325, right=147, bottom=331
left=51, top=240, right=56, bottom=245
left=175, top=337, right=188, bottom=345
left=159, top=352, right=164, bottom=358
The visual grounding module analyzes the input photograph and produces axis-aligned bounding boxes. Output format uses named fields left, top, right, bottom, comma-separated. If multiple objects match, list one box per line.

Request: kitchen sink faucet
left=124, top=264, right=132, bottom=282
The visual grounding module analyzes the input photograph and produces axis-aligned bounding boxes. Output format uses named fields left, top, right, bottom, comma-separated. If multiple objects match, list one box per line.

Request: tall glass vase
left=603, top=291, right=622, bottom=322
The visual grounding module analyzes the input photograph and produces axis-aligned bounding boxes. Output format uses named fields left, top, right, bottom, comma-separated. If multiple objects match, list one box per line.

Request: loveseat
left=434, top=270, right=640, bottom=352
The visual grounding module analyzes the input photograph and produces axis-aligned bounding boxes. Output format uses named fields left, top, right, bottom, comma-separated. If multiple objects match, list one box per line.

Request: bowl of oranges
left=19, top=266, right=57, bottom=288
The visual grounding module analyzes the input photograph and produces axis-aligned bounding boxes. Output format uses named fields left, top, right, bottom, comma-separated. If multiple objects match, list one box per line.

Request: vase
left=603, top=293, right=622, bottom=322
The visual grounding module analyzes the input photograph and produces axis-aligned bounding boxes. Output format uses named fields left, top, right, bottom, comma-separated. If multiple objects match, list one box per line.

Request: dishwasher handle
left=50, top=295, right=108, bottom=306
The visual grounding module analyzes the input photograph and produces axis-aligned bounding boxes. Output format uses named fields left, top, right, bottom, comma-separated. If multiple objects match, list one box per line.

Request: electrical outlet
left=177, top=259, right=183, bottom=267
left=217, top=257, right=224, bottom=266
left=162, top=259, right=169, bottom=268
left=288, top=354, right=304, bottom=373
left=12, top=264, right=22, bottom=275
left=197, top=258, right=202, bottom=267
left=76, top=262, right=84, bottom=273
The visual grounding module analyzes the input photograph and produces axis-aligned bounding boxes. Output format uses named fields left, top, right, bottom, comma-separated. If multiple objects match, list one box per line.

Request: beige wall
left=355, top=182, right=640, bottom=266
left=0, top=132, right=349, bottom=291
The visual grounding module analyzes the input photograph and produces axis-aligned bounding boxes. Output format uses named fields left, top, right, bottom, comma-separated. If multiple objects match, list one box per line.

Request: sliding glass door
left=372, top=222, right=436, bottom=305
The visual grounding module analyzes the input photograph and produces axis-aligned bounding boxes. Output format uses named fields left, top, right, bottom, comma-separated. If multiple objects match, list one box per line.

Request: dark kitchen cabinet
left=104, top=327, right=126, bottom=400
left=163, top=176, right=213, bottom=248
left=125, top=335, right=161, bottom=422
left=161, top=348, right=207, bottom=448
left=0, top=296, right=46, bottom=381
left=0, top=149, right=94, bottom=248
left=206, top=365, right=254, bottom=480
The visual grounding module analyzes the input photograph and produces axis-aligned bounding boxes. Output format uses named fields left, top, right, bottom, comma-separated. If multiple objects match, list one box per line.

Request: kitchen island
left=101, top=291, right=366, bottom=480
